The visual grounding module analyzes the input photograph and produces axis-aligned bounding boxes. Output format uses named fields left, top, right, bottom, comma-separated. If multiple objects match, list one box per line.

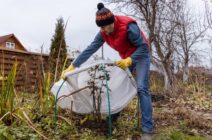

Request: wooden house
left=0, top=34, right=27, bottom=51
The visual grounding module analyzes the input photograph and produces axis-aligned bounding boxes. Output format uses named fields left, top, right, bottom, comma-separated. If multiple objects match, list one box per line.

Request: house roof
left=0, top=34, right=27, bottom=51
left=0, top=34, right=14, bottom=43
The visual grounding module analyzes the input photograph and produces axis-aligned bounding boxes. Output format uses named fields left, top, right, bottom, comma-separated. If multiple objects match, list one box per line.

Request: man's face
left=100, top=23, right=114, bottom=35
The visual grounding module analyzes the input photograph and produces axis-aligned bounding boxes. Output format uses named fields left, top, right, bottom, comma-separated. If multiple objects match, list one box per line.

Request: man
left=62, top=2, right=153, bottom=137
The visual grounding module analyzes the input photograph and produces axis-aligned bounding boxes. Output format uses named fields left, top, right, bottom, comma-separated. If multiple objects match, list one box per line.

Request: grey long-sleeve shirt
left=72, top=23, right=149, bottom=67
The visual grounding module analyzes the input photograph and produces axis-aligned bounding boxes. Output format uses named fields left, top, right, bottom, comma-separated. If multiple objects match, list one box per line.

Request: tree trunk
left=163, top=63, right=173, bottom=90
left=183, top=61, right=189, bottom=83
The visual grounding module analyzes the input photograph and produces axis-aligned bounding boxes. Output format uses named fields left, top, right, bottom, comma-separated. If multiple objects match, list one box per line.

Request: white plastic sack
left=51, top=60, right=137, bottom=115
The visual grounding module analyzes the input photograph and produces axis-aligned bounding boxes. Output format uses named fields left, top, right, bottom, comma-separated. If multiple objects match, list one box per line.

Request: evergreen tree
left=49, top=17, right=67, bottom=81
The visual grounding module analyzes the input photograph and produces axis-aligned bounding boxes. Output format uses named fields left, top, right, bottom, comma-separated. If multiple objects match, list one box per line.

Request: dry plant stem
left=61, top=54, right=69, bottom=77
left=12, top=112, right=49, bottom=140
left=0, top=112, right=11, bottom=122
left=57, top=86, right=91, bottom=101
left=40, top=44, right=45, bottom=78
left=57, top=115, right=73, bottom=126
left=54, top=18, right=69, bottom=83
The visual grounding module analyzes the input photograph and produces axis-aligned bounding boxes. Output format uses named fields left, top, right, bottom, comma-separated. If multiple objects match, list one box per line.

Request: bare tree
left=175, top=1, right=208, bottom=83
left=204, top=0, right=212, bottom=69
left=104, top=0, right=183, bottom=90
left=204, top=0, right=212, bottom=28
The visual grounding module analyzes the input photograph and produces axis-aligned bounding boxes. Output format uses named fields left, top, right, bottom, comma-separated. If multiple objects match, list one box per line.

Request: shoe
left=142, top=129, right=155, bottom=134
left=141, top=133, right=153, bottom=140
left=131, top=134, right=141, bottom=140
left=106, top=112, right=120, bottom=123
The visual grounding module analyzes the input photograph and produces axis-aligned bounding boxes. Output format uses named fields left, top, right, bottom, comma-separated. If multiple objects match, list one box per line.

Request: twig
left=40, top=43, right=45, bottom=78
left=57, top=86, right=91, bottom=101
left=57, top=115, right=73, bottom=126
left=54, top=17, right=70, bottom=83
left=61, top=54, right=69, bottom=78
left=12, top=111, right=49, bottom=140
left=0, top=112, right=11, bottom=122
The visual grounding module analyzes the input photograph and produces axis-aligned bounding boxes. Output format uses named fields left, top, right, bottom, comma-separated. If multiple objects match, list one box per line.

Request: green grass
left=38, top=72, right=54, bottom=115
left=0, top=61, right=17, bottom=124
left=0, top=65, right=211, bottom=139
left=206, top=84, right=212, bottom=92
left=154, top=128, right=207, bottom=140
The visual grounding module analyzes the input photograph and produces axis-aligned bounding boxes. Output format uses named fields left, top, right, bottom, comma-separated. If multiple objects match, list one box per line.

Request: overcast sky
left=0, top=0, right=121, bottom=60
left=0, top=0, right=211, bottom=66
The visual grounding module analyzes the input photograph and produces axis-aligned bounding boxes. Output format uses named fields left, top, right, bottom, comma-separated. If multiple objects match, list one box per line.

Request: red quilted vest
left=101, top=16, right=150, bottom=59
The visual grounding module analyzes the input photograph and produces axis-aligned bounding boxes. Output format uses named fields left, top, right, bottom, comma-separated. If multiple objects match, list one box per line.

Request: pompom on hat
left=96, top=3, right=115, bottom=27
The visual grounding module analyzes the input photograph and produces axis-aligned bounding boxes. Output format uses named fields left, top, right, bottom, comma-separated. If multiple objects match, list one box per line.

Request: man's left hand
left=61, top=64, right=75, bottom=79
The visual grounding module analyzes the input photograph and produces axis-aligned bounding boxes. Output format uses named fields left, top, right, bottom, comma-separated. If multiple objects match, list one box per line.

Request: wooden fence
left=0, top=48, right=71, bottom=92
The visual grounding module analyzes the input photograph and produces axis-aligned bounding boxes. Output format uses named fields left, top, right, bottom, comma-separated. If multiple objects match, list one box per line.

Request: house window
left=6, top=42, right=15, bottom=49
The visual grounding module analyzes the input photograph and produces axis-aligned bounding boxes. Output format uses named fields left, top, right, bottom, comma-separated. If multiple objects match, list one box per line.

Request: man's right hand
left=61, top=64, right=75, bottom=80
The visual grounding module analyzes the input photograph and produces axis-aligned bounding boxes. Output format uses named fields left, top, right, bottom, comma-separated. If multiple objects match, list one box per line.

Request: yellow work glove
left=61, top=64, right=75, bottom=79
left=115, top=57, right=132, bottom=69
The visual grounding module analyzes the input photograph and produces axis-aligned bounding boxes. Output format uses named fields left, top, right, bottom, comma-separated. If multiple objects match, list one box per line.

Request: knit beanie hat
left=96, top=3, right=115, bottom=27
